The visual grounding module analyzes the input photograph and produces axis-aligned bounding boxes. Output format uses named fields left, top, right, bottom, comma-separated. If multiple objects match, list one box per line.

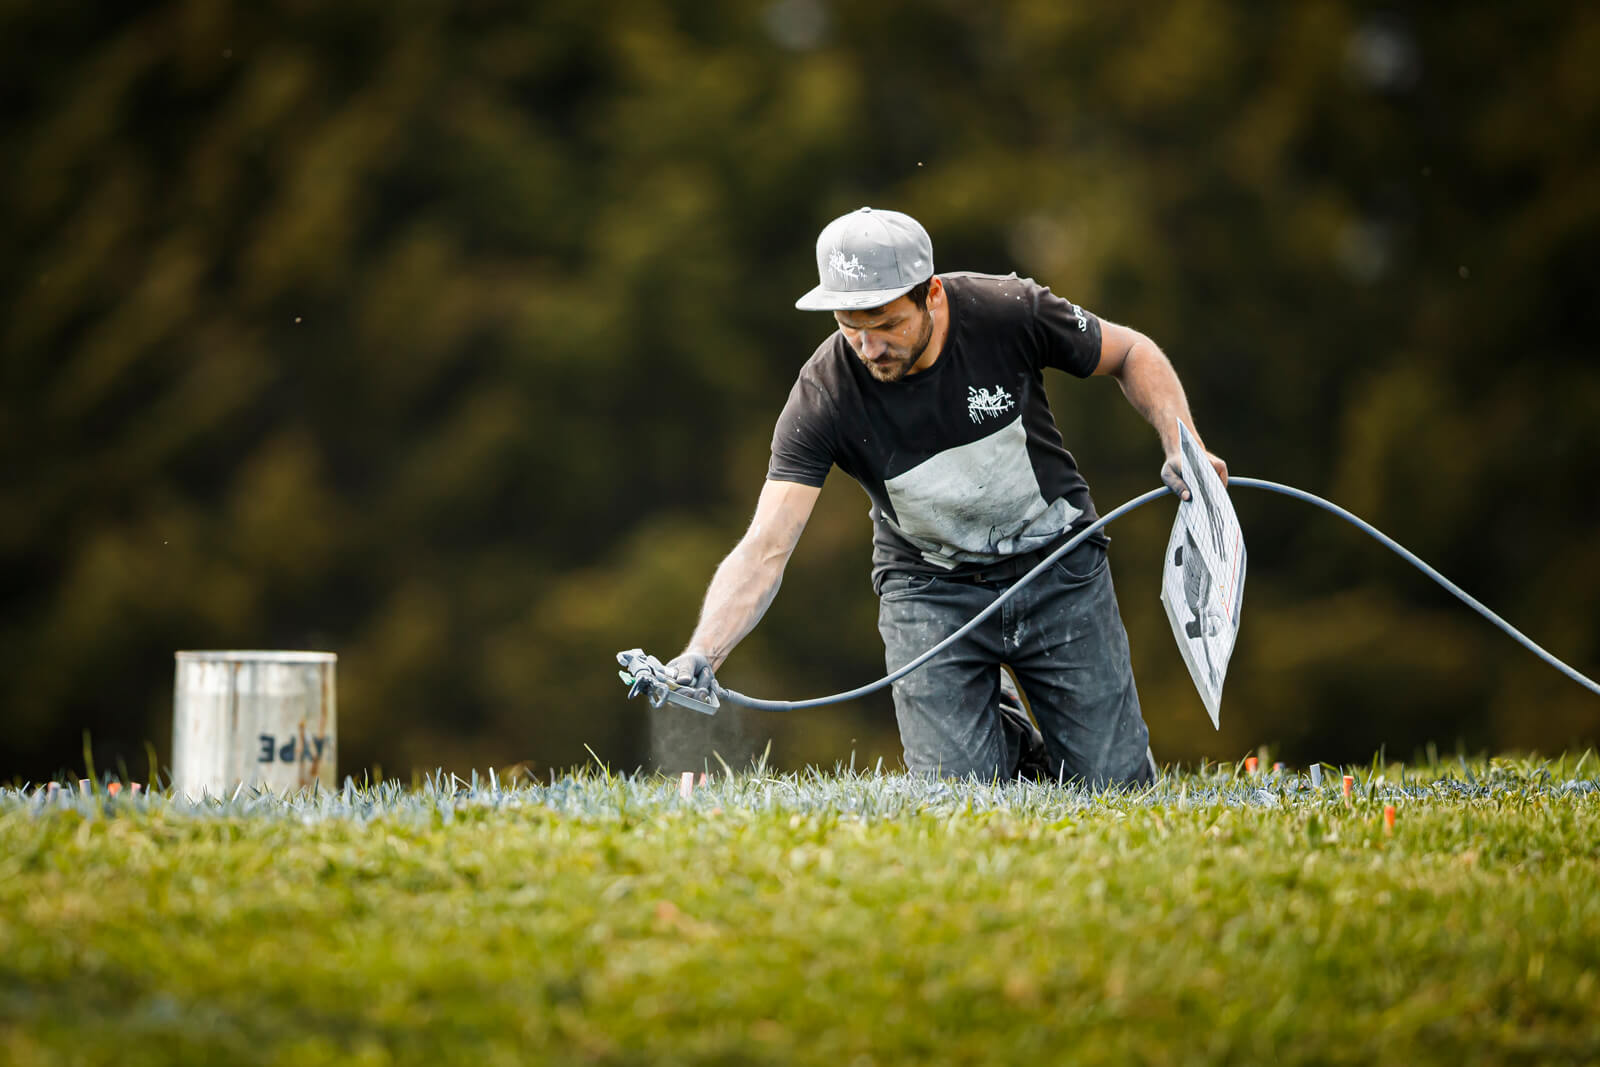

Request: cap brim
left=794, top=282, right=917, bottom=312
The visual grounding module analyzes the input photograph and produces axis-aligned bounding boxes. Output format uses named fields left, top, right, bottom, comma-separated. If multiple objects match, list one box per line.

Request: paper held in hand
left=1159, top=421, right=1247, bottom=728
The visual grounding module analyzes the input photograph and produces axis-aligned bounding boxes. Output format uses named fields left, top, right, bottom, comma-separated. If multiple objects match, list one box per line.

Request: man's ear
left=927, top=275, right=945, bottom=308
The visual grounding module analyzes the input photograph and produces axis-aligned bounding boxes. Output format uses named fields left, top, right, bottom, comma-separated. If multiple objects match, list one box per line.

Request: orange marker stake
left=679, top=771, right=695, bottom=798
left=1384, top=805, right=1396, bottom=833
left=1342, top=775, right=1354, bottom=800
left=131, top=783, right=143, bottom=795
left=107, top=782, right=122, bottom=797
left=1272, top=762, right=1284, bottom=772
left=1245, top=756, right=1259, bottom=775
left=697, top=772, right=708, bottom=787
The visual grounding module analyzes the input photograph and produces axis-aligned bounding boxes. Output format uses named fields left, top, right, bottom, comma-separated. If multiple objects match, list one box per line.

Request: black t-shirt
left=768, top=271, right=1106, bottom=589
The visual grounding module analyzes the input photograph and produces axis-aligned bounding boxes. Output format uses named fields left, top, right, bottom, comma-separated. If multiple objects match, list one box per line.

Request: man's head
left=831, top=277, right=945, bottom=382
left=795, top=207, right=942, bottom=382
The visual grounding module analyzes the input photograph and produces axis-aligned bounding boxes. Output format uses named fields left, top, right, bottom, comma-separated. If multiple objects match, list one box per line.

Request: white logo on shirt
left=967, top=385, right=1015, bottom=423
left=1070, top=303, right=1088, bottom=331
left=828, top=248, right=868, bottom=281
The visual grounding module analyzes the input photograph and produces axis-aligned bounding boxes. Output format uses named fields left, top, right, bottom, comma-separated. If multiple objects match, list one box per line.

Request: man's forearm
left=675, top=479, right=819, bottom=677
left=1113, top=336, right=1198, bottom=455
left=684, top=537, right=788, bottom=671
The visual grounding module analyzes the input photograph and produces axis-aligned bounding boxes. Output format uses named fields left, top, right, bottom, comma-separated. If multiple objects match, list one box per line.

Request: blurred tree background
left=2, top=0, right=1596, bottom=783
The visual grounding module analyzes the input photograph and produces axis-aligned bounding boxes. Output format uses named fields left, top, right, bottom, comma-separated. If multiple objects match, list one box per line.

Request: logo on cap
left=827, top=248, right=869, bottom=282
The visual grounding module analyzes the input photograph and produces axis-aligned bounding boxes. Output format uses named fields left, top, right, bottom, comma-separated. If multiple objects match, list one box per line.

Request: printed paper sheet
left=1159, top=421, right=1247, bottom=728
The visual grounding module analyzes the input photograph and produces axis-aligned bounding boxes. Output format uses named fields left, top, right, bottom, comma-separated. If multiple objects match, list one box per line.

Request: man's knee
left=895, top=700, right=1007, bottom=779
left=1064, top=713, right=1152, bottom=789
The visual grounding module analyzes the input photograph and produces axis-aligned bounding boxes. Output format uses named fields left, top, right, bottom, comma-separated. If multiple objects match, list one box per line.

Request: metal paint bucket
left=172, top=651, right=337, bottom=798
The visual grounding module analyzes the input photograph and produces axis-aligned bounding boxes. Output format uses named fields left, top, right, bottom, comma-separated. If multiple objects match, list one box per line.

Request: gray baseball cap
left=795, top=207, right=935, bottom=311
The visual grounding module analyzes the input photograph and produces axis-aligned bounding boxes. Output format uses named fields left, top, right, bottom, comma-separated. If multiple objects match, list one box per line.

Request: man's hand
left=665, top=651, right=717, bottom=695
left=1161, top=451, right=1229, bottom=501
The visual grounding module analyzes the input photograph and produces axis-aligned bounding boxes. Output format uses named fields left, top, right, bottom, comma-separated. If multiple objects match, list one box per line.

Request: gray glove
left=665, top=651, right=717, bottom=697
left=1160, top=455, right=1193, bottom=501
left=1162, top=450, right=1229, bottom=503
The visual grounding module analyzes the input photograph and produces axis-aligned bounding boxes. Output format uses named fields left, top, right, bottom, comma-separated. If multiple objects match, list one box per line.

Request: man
left=665, top=207, right=1226, bottom=786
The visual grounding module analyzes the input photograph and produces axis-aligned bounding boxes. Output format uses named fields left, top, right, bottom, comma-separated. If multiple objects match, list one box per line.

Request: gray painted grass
left=7, top=754, right=1596, bottom=823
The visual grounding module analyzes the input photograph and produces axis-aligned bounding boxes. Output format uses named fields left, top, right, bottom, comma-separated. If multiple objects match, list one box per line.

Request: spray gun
left=616, top=648, right=721, bottom=715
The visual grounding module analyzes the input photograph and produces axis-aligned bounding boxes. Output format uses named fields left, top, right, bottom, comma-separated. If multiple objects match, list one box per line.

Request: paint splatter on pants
left=877, top=540, right=1153, bottom=788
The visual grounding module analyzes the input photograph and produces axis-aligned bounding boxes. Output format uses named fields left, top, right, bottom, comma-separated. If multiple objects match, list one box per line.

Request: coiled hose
left=710, top=477, right=1599, bottom=711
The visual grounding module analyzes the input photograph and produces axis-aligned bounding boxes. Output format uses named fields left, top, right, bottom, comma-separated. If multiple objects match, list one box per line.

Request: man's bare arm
left=1093, top=319, right=1227, bottom=498
left=680, top=479, right=821, bottom=672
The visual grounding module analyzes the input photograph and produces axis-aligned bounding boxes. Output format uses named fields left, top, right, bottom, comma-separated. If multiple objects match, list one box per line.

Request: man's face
left=834, top=289, right=937, bottom=383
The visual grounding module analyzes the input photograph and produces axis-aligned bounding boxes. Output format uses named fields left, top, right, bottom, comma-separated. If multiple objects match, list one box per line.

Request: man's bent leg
left=999, top=667, right=1051, bottom=781
left=1005, top=544, right=1154, bottom=789
left=877, top=575, right=1011, bottom=778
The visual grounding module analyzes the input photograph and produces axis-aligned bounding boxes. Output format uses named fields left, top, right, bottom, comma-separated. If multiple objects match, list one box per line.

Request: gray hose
left=713, top=477, right=1600, bottom=710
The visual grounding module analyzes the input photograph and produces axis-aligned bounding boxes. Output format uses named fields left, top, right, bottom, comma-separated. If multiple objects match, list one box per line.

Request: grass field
left=3, top=757, right=1598, bottom=1065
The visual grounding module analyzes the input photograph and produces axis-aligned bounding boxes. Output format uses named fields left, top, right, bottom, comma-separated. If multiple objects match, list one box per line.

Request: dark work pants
left=876, top=541, right=1154, bottom=788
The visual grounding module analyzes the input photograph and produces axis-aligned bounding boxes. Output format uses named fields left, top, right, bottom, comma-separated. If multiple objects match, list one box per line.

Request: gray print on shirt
left=882, top=416, right=1083, bottom=567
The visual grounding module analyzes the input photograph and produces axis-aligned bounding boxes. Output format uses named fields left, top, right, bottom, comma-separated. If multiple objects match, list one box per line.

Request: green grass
left=2, top=758, right=1599, bottom=1065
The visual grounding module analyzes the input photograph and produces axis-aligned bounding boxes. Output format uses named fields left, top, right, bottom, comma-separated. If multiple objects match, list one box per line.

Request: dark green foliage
left=2, top=2, right=1596, bottom=780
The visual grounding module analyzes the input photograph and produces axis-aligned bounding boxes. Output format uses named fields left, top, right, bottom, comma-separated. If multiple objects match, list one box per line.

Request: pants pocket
left=1049, top=540, right=1108, bottom=584
left=878, top=572, right=939, bottom=602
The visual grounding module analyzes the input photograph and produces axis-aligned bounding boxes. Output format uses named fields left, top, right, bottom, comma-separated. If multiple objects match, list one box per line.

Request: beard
left=860, top=309, right=935, bottom=383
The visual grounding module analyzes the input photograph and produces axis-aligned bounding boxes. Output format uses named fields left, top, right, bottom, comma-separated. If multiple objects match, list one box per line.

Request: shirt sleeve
left=767, top=373, right=836, bottom=488
left=1031, top=282, right=1104, bottom=378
